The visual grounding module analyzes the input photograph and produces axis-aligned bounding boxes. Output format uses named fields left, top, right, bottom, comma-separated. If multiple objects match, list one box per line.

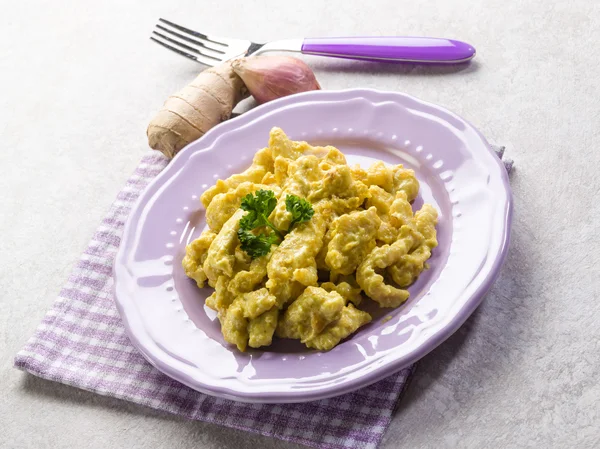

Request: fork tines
left=150, top=18, right=228, bottom=65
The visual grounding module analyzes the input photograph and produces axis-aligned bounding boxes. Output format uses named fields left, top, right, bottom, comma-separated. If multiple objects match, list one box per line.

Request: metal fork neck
left=251, top=39, right=303, bottom=55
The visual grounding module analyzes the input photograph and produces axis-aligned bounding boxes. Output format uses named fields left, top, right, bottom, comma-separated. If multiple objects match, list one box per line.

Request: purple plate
left=114, top=89, right=512, bottom=403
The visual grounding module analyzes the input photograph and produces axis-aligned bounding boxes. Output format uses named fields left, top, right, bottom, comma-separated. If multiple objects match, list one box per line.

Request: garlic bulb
left=232, top=56, right=321, bottom=104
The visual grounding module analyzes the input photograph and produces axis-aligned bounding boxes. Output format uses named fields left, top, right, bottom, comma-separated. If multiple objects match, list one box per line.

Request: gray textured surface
left=2, top=0, right=599, bottom=448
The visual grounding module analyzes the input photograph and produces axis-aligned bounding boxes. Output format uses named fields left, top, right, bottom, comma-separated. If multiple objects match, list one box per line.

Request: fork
left=151, top=18, right=475, bottom=66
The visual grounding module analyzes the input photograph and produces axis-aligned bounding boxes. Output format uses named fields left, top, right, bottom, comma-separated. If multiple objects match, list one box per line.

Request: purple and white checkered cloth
left=14, top=148, right=512, bottom=449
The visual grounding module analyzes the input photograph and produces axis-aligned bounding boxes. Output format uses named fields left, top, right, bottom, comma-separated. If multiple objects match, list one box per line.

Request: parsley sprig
left=237, top=189, right=314, bottom=259
left=237, top=228, right=279, bottom=259
left=285, top=195, right=315, bottom=230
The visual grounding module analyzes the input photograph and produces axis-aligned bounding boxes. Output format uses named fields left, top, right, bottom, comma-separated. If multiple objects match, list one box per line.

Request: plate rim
left=114, top=88, right=513, bottom=403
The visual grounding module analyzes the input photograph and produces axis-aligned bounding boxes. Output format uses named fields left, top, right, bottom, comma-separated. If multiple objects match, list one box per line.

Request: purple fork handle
left=301, top=37, right=475, bottom=63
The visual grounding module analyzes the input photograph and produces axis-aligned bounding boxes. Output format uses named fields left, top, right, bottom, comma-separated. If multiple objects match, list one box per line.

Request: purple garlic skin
left=232, top=56, right=321, bottom=104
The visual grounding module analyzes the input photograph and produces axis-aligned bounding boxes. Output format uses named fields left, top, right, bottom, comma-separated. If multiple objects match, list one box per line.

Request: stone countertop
left=1, top=0, right=598, bottom=448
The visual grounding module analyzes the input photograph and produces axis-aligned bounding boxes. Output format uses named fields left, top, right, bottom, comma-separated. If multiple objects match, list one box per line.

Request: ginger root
left=147, top=61, right=248, bottom=159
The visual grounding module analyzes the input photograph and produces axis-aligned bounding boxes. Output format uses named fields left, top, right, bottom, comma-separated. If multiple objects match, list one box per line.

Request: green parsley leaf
left=237, top=229, right=278, bottom=259
left=236, top=190, right=314, bottom=259
left=239, top=190, right=277, bottom=229
left=285, top=194, right=315, bottom=231
left=239, top=189, right=284, bottom=242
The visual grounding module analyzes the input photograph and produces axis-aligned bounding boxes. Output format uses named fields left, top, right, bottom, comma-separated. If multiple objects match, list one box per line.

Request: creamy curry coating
left=182, top=231, right=216, bottom=288
left=364, top=161, right=394, bottom=192
left=272, top=155, right=323, bottom=230
left=413, top=204, right=439, bottom=249
left=248, top=308, right=279, bottom=348
left=365, top=185, right=399, bottom=244
left=266, top=214, right=326, bottom=307
left=304, top=304, right=372, bottom=351
left=220, top=292, right=279, bottom=351
left=243, top=288, right=277, bottom=319
left=219, top=298, right=248, bottom=351
left=228, top=256, right=269, bottom=297
left=184, top=127, right=438, bottom=352
left=205, top=276, right=234, bottom=312
left=392, top=166, right=420, bottom=201
left=203, top=209, right=245, bottom=285
left=276, top=286, right=345, bottom=342
left=356, top=226, right=424, bottom=308
left=388, top=204, right=438, bottom=287
left=201, top=146, right=274, bottom=208
left=388, top=191, right=414, bottom=228
left=316, top=225, right=334, bottom=271
left=309, top=164, right=354, bottom=201
left=325, top=207, right=381, bottom=275
left=320, top=280, right=363, bottom=306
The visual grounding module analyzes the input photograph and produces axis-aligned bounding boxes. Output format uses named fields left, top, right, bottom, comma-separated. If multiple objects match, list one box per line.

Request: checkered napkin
left=14, top=147, right=512, bottom=449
